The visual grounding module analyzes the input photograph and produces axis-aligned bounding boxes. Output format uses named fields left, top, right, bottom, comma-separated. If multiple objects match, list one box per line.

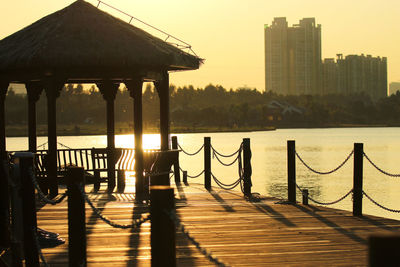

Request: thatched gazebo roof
left=0, top=0, right=201, bottom=83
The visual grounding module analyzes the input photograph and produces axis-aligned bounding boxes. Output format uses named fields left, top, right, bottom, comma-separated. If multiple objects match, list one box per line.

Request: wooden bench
left=31, top=148, right=179, bottom=193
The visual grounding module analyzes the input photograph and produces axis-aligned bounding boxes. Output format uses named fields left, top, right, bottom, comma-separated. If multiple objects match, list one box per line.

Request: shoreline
left=4, top=123, right=396, bottom=138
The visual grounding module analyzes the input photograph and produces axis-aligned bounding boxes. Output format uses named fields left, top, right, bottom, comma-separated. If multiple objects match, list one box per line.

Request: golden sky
left=1, top=0, right=399, bottom=91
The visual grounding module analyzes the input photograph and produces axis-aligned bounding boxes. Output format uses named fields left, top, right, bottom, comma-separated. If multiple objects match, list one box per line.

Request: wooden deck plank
left=35, top=183, right=400, bottom=266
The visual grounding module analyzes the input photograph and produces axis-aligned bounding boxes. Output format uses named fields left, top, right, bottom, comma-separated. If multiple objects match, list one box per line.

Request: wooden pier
left=35, top=183, right=400, bottom=266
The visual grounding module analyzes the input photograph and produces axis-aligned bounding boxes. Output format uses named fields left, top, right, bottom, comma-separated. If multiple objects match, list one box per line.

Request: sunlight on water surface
left=6, top=128, right=400, bottom=220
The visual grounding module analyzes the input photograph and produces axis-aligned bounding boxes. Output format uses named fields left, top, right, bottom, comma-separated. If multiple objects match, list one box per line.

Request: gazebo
left=0, top=0, right=201, bottom=199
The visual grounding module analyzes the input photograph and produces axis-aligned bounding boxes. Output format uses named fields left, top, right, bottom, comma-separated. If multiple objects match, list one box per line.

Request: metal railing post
left=183, top=171, right=188, bottom=185
left=302, top=189, right=309, bottom=205
left=204, top=137, right=211, bottom=191
left=171, top=136, right=181, bottom=184
left=243, top=138, right=252, bottom=197
left=353, top=143, right=363, bottom=216
left=150, top=186, right=176, bottom=267
left=15, top=152, right=39, bottom=266
left=67, top=166, right=87, bottom=267
left=287, top=140, right=296, bottom=203
left=9, top=159, right=23, bottom=266
left=369, top=235, right=400, bottom=266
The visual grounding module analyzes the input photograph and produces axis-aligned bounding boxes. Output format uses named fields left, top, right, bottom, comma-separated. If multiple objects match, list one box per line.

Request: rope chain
left=295, top=150, right=354, bottom=175
left=212, top=173, right=241, bottom=190
left=212, top=150, right=240, bottom=167
left=33, top=227, right=49, bottom=267
left=166, top=211, right=228, bottom=267
left=30, top=167, right=67, bottom=205
left=296, top=183, right=353, bottom=206
left=177, top=143, right=204, bottom=156
left=238, top=148, right=245, bottom=194
left=211, top=144, right=242, bottom=158
left=37, top=141, right=72, bottom=150
left=57, top=142, right=73, bottom=150
left=363, top=152, right=400, bottom=177
left=363, top=191, right=400, bottom=213
left=82, top=188, right=150, bottom=229
left=36, top=141, right=48, bottom=150
left=179, top=167, right=204, bottom=179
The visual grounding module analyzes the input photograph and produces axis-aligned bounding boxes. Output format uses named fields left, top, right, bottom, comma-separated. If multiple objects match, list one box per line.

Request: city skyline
left=1, top=0, right=399, bottom=91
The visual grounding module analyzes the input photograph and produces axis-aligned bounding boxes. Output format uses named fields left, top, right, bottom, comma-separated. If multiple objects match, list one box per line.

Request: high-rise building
left=265, top=17, right=321, bottom=95
left=321, top=54, right=387, bottom=99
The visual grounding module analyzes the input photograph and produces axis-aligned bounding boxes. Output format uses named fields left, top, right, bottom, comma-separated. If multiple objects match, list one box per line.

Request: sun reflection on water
left=114, top=134, right=161, bottom=192
left=115, top=134, right=161, bottom=149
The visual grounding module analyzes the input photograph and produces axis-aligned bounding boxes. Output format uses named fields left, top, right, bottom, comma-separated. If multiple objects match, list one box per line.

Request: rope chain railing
left=295, top=150, right=354, bottom=175
left=177, top=143, right=204, bottom=156
left=33, top=226, right=49, bottom=267
left=36, top=141, right=48, bottom=150
left=179, top=167, right=204, bottom=179
left=37, top=141, right=74, bottom=150
left=211, top=144, right=242, bottom=158
left=363, top=152, right=400, bottom=177
left=57, top=142, right=73, bottom=150
left=29, top=167, right=68, bottom=205
left=296, top=183, right=353, bottom=206
left=81, top=187, right=150, bottom=229
left=362, top=191, right=400, bottom=213
left=212, top=150, right=240, bottom=167
left=166, top=211, right=227, bottom=267
left=212, top=173, right=241, bottom=191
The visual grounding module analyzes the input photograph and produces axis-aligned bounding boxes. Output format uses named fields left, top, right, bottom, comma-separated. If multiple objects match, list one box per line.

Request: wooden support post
left=154, top=73, right=171, bottom=187
left=183, top=171, right=188, bottom=185
left=204, top=137, right=211, bottom=191
left=0, top=81, right=7, bottom=159
left=0, top=81, right=10, bottom=248
left=150, top=186, right=176, bottom=267
left=287, top=140, right=296, bottom=204
left=98, top=81, right=119, bottom=193
left=15, top=152, right=39, bottom=266
left=243, top=138, right=252, bottom=197
left=9, top=157, right=24, bottom=266
left=302, top=189, right=309, bottom=205
left=26, top=82, right=43, bottom=153
left=171, top=136, right=181, bottom=184
left=126, top=79, right=145, bottom=198
left=155, top=72, right=170, bottom=151
left=369, top=235, right=400, bottom=267
left=67, top=166, right=87, bottom=267
left=353, top=143, right=363, bottom=217
left=44, top=79, right=64, bottom=198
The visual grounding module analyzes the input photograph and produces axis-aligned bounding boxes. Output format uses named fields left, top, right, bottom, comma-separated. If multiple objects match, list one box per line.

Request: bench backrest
left=31, top=148, right=169, bottom=174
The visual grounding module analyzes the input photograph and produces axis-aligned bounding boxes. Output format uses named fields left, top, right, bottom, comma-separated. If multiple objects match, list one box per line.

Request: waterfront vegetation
left=5, top=83, right=400, bottom=136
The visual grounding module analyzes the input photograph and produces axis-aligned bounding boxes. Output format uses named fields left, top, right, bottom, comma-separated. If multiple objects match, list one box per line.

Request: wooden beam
left=25, top=82, right=43, bottom=152
left=44, top=78, right=64, bottom=198
left=97, top=81, right=119, bottom=193
left=1, top=68, right=167, bottom=84
left=125, top=78, right=145, bottom=199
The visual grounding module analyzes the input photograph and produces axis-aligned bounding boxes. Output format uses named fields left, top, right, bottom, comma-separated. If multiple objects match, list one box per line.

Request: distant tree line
left=5, top=83, right=400, bottom=130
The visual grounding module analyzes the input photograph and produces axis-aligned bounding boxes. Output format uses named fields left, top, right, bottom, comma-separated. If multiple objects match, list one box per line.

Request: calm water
left=6, top=127, right=400, bottom=220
